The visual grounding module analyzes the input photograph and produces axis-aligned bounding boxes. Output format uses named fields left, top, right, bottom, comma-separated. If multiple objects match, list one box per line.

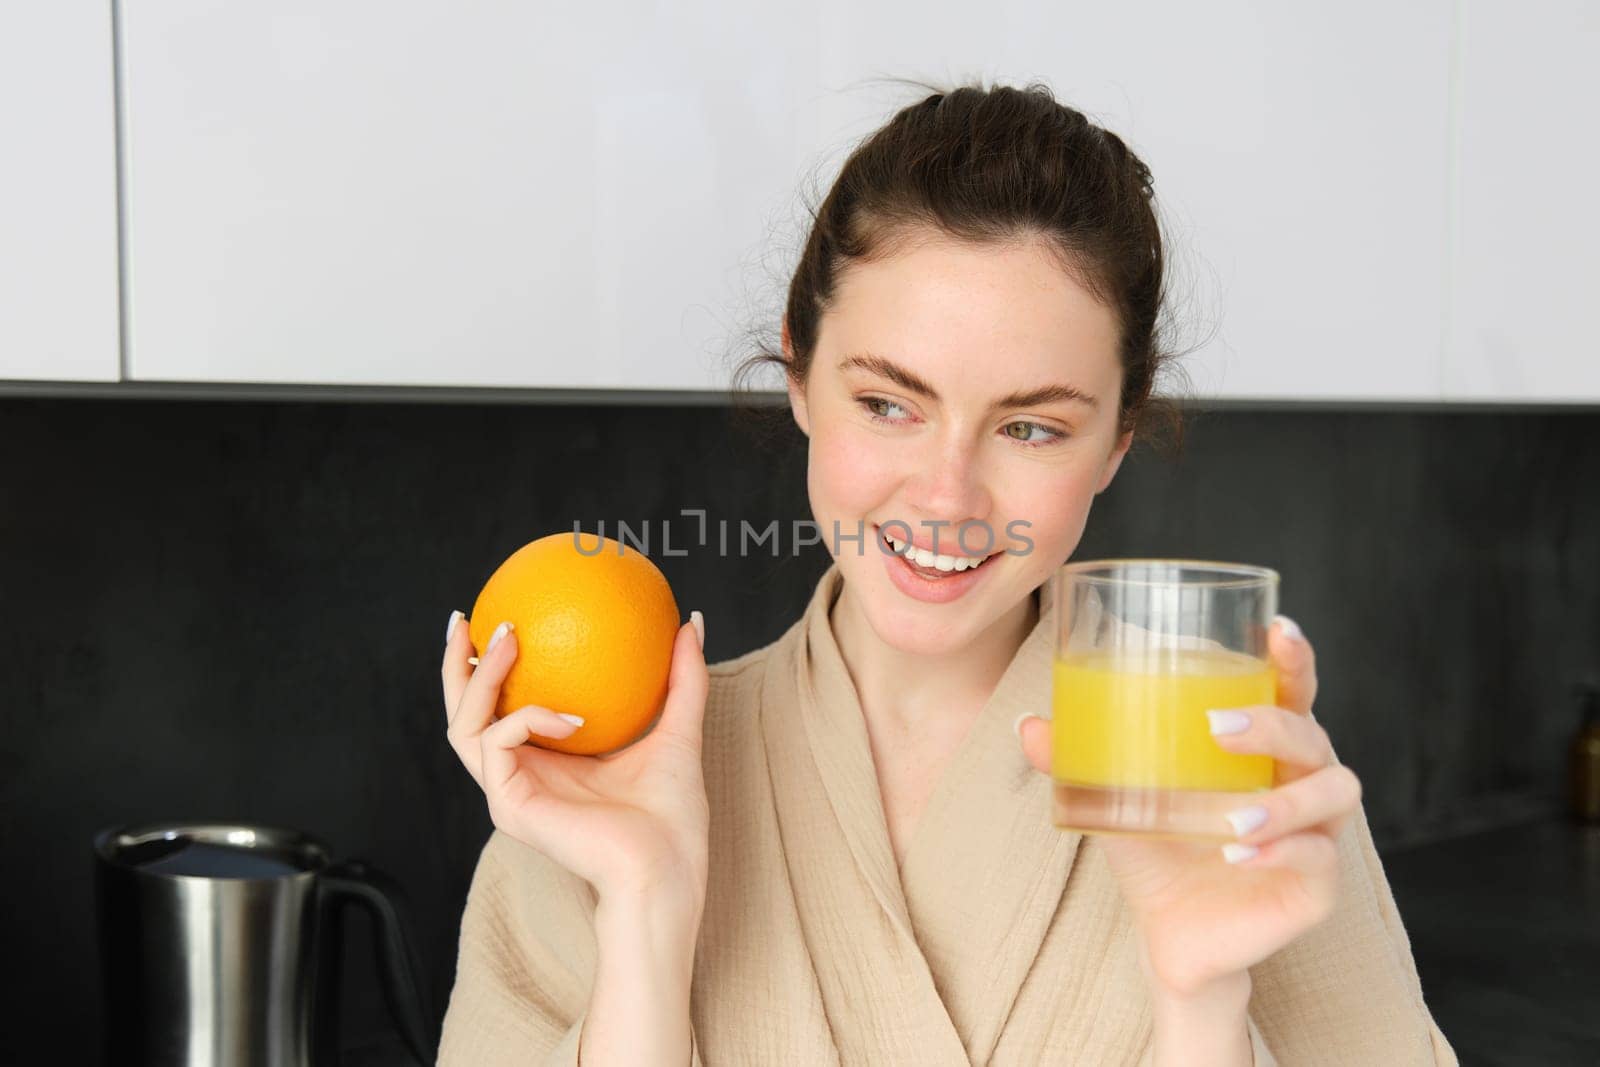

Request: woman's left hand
left=1015, top=617, right=1364, bottom=1000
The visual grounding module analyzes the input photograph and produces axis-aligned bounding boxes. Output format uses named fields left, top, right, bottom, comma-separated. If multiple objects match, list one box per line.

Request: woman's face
left=787, top=233, right=1134, bottom=655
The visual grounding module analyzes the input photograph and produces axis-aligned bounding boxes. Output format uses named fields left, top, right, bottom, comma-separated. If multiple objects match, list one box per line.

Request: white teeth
left=882, top=529, right=989, bottom=571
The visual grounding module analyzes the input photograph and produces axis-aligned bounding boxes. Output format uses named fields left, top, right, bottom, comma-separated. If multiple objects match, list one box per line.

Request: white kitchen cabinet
left=110, top=1, right=1596, bottom=403
left=122, top=1, right=1462, bottom=400
left=1442, top=0, right=1600, bottom=402
left=0, top=2, right=120, bottom=383
left=118, top=2, right=819, bottom=391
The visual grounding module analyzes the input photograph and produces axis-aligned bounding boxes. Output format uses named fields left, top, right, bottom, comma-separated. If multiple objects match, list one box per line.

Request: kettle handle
left=318, top=859, right=438, bottom=1065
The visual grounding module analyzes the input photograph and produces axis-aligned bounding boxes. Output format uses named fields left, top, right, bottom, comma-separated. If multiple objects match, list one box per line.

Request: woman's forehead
left=819, top=242, right=1123, bottom=393
left=831, top=240, right=1115, bottom=333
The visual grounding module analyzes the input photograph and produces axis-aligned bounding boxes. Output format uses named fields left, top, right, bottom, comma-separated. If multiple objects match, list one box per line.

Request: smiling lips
left=872, top=524, right=1000, bottom=604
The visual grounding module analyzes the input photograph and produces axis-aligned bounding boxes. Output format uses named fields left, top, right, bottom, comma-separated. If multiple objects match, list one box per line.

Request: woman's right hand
left=442, top=611, right=711, bottom=912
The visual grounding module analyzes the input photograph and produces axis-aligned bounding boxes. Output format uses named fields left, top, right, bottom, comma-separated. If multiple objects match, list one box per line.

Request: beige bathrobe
left=437, top=563, right=1458, bottom=1065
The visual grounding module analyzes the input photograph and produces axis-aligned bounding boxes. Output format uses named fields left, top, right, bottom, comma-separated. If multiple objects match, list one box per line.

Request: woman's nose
left=903, top=441, right=991, bottom=529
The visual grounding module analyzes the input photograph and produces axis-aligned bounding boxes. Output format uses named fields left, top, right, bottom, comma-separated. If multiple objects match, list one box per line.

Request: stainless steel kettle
left=93, top=821, right=436, bottom=1066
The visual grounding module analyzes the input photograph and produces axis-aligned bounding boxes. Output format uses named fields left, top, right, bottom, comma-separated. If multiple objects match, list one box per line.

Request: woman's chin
left=863, top=587, right=999, bottom=655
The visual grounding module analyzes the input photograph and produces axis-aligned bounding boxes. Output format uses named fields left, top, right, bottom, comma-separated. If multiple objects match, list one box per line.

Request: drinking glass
left=1051, top=559, right=1279, bottom=841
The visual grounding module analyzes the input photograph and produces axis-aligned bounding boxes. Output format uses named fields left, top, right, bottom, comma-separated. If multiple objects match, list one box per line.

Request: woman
left=437, top=82, right=1458, bottom=1065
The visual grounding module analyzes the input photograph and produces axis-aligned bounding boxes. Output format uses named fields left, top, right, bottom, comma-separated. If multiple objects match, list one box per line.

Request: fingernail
left=488, top=621, right=512, bottom=653
left=514, top=706, right=582, bottom=736
left=1222, top=843, right=1259, bottom=864
left=1275, top=614, right=1302, bottom=641
left=690, top=610, right=705, bottom=650
left=445, top=609, right=464, bottom=646
left=1207, top=709, right=1252, bottom=735
left=1013, top=712, right=1032, bottom=739
left=1225, top=804, right=1269, bottom=837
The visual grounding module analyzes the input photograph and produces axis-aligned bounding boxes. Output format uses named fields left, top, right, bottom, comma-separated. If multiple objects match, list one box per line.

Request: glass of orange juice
left=1052, top=559, right=1279, bottom=841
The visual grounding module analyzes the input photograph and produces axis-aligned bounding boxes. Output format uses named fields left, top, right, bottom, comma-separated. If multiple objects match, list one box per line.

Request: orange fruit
left=468, top=531, right=680, bottom=756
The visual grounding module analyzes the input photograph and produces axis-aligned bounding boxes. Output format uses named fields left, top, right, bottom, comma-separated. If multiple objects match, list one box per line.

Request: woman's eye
left=859, top=396, right=910, bottom=421
left=1003, top=421, right=1065, bottom=446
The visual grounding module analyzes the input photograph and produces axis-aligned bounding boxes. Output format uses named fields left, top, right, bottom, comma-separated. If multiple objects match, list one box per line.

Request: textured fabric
left=438, top=562, right=1458, bottom=1065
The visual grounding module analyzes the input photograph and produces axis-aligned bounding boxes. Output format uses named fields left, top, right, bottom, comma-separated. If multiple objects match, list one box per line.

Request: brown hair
left=730, top=77, right=1193, bottom=454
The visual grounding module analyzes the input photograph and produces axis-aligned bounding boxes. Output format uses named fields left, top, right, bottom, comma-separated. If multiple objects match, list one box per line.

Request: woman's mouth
left=873, top=524, right=1001, bottom=604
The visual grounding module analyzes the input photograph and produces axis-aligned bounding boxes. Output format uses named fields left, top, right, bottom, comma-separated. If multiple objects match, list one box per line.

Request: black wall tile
left=3, top=397, right=1596, bottom=1061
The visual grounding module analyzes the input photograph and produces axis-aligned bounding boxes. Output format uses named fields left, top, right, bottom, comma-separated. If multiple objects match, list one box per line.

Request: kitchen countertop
left=344, top=817, right=1600, bottom=1066
left=1380, top=816, right=1600, bottom=1066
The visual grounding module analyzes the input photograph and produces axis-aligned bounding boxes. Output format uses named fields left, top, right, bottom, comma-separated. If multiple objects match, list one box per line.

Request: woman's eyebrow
left=838, top=353, right=1099, bottom=410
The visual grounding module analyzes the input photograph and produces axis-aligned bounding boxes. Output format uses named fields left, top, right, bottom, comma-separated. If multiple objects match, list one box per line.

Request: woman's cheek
left=1001, top=465, right=1104, bottom=565
left=808, top=424, right=902, bottom=523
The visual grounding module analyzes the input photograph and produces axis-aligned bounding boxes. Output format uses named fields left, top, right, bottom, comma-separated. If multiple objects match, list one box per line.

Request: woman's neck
left=829, top=580, right=1040, bottom=739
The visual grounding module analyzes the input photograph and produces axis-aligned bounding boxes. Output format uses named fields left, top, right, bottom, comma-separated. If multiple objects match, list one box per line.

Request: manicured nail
left=690, top=610, right=705, bottom=650
left=1274, top=614, right=1302, bottom=641
left=1222, top=843, right=1259, bottom=864
left=1013, top=713, right=1031, bottom=739
left=514, top=706, right=582, bottom=736
left=1226, top=804, right=1269, bottom=837
left=1207, top=709, right=1252, bottom=735
left=488, top=621, right=512, bottom=653
left=445, top=609, right=464, bottom=646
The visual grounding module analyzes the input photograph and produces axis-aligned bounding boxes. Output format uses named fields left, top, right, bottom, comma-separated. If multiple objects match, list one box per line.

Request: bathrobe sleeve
left=437, top=828, right=706, bottom=1067
left=1130, top=804, right=1455, bottom=1066
left=1241, top=803, right=1459, bottom=1065
left=1133, top=1015, right=1281, bottom=1067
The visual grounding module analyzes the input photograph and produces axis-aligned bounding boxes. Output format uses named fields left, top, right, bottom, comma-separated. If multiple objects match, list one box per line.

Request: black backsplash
left=4, top=396, right=1596, bottom=1061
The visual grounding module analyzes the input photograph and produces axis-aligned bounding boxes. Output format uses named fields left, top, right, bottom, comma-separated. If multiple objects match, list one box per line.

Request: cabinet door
left=0, top=1, right=120, bottom=384
left=817, top=0, right=1455, bottom=401
left=119, top=2, right=816, bottom=392
left=1444, top=0, right=1600, bottom=402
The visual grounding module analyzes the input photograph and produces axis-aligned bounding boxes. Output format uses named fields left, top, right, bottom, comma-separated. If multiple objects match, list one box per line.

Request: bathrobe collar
left=760, top=562, right=1084, bottom=1063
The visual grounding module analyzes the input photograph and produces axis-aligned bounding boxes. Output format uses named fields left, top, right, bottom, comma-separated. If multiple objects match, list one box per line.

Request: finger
left=479, top=704, right=581, bottom=794
left=1270, top=615, right=1317, bottom=716
left=441, top=610, right=474, bottom=726
left=1208, top=703, right=1335, bottom=781
left=1221, top=763, right=1362, bottom=846
left=646, top=619, right=710, bottom=752
left=445, top=620, right=519, bottom=781
left=1220, top=830, right=1341, bottom=920
left=1016, top=714, right=1051, bottom=775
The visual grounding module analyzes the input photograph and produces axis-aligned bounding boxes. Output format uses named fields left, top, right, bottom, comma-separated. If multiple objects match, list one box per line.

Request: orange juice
left=1052, top=648, right=1276, bottom=792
